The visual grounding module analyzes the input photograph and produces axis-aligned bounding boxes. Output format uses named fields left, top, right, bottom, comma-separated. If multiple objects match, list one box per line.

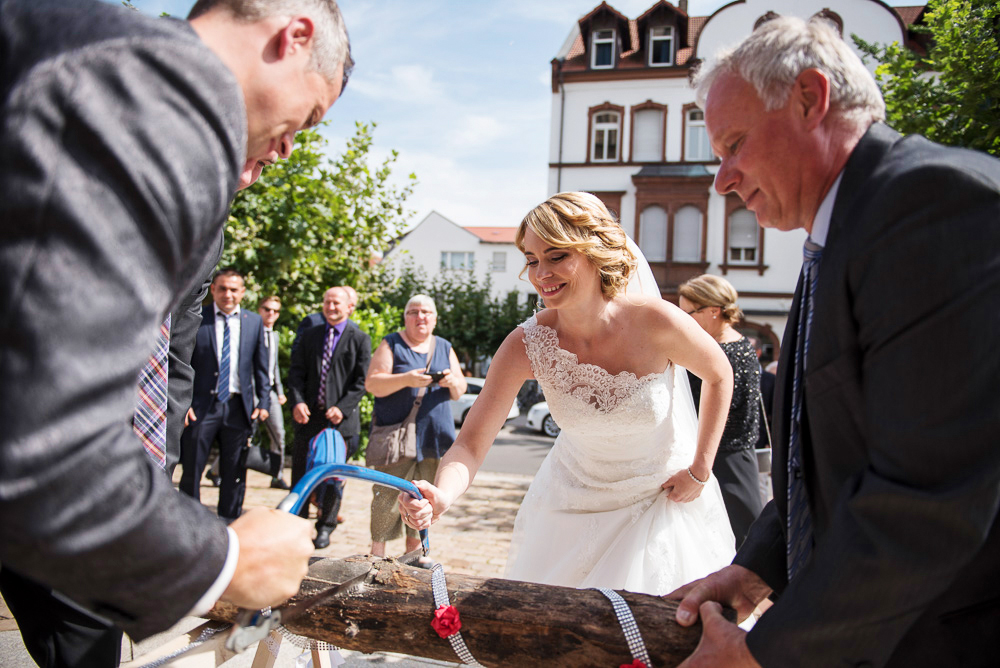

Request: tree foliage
left=855, top=0, right=1000, bottom=156
left=222, top=121, right=415, bottom=321
left=376, top=261, right=538, bottom=372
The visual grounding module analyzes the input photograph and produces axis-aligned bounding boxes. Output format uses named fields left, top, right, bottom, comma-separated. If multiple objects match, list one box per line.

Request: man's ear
left=276, top=16, right=316, bottom=60
left=793, top=68, right=831, bottom=130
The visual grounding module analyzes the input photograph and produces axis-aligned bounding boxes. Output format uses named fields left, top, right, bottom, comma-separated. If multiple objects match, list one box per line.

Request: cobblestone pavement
left=0, top=466, right=533, bottom=667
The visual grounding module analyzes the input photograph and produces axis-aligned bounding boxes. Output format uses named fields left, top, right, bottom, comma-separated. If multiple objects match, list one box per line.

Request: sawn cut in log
left=207, top=555, right=736, bottom=667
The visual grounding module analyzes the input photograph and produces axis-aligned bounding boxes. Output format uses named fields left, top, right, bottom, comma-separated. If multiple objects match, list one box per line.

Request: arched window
left=673, top=206, right=702, bottom=262
left=632, top=108, right=664, bottom=162
left=592, top=111, right=620, bottom=162
left=728, top=208, right=759, bottom=264
left=639, top=206, right=668, bottom=262
left=684, top=108, right=713, bottom=162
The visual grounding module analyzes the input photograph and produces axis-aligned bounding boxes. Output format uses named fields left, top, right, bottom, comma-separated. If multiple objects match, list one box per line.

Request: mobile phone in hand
left=428, top=370, right=447, bottom=382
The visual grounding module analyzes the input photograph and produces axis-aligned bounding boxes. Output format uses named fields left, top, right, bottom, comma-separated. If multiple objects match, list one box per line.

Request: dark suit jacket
left=190, top=305, right=270, bottom=422
left=288, top=320, right=371, bottom=437
left=736, top=124, right=1000, bottom=667
left=0, top=0, right=245, bottom=640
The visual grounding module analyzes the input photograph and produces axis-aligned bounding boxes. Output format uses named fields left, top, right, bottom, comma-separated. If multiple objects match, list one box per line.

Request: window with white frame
left=685, top=108, right=714, bottom=161
left=639, top=206, right=668, bottom=262
left=728, top=208, right=759, bottom=263
left=632, top=108, right=664, bottom=162
left=592, top=29, right=615, bottom=68
left=673, top=205, right=702, bottom=261
left=649, top=26, right=674, bottom=66
left=441, top=251, right=474, bottom=270
left=592, top=112, right=620, bottom=162
left=490, top=251, right=507, bottom=272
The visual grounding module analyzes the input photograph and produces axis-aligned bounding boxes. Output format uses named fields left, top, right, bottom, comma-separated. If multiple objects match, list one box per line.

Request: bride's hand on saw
left=398, top=479, right=450, bottom=529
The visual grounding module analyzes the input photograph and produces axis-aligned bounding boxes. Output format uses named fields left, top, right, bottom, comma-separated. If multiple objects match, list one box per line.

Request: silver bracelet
left=431, top=564, right=484, bottom=667
left=687, top=466, right=708, bottom=486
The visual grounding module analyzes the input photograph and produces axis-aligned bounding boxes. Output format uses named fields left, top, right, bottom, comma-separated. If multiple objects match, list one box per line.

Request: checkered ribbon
left=596, top=588, right=651, bottom=667
left=317, top=325, right=336, bottom=407
left=134, top=315, right=170, bottom=468
left=787, top=237, right=823, bottom=579
left=430, top=564, right=484, bottom=667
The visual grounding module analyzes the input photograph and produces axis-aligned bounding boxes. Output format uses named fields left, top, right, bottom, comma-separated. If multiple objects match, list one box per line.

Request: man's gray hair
left=188, top=0, right=353, bottom=90
left=693, top=15, right=884, bottom=126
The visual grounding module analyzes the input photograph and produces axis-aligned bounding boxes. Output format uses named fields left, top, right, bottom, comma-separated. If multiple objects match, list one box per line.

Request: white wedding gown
left=504, top=314, right=736, bottom=595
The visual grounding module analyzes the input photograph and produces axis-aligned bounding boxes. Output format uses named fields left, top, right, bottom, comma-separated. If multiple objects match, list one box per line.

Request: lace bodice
left=518, top=315, right=698, bottom=511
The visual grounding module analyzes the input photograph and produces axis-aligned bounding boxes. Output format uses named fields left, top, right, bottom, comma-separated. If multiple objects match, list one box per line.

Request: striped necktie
left=134, top=315, right=170, bottom=469
left=787, top=236, right=823, bottom=579
left=217, top=313, right=231, bottom=403
left=317, top=325, right=337, bottom=407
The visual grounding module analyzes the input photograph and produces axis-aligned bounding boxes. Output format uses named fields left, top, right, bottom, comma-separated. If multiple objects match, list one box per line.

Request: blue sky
left=110, top=0, right=916, bottom=230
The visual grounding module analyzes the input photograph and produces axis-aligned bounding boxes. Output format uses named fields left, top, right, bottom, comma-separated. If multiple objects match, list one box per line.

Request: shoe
left=206, top=474, right=222, bottom=487
left=313, top=527, right=333, bottom=550
left=270, top=478, right=290, bottom=490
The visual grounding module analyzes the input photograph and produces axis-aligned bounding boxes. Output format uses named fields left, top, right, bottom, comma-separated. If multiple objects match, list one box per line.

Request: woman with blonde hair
left=679, top=274, right=765, bottom=547
left=400, top=192, right=737, bottom=595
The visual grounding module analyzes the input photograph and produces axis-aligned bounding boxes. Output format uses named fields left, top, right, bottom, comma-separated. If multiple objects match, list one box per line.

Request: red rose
left=431, top=604, right=462, bottom=638
left=619, top=661, right=646, bottom=668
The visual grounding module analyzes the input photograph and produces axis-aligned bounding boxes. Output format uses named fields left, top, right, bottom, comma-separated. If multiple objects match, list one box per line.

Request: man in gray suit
left=0, top=0, right=353, bottom=651
left=259, top=295, right=291, bottom=489
left=671, top=16, right=1000, bottom=668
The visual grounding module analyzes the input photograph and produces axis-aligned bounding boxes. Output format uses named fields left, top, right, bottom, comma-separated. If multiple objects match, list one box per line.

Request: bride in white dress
left=400, top=192, right=737, bottom=595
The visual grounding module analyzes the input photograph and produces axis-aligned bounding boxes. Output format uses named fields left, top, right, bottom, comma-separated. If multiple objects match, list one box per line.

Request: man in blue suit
left=180, top=268, right=271, bottom=521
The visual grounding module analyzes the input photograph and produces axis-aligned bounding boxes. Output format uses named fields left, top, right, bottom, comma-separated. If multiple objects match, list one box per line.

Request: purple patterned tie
left=787, top=237, right=823, bottom=579
left=317, top=325, right=337, bottom=407
left=134, top=315, right=170, bottom=469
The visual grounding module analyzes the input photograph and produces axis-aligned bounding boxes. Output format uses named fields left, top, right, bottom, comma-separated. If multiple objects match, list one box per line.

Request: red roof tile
left=464, top=227, right=518, bottom=244
left=895, top=6, right=925, bottom=26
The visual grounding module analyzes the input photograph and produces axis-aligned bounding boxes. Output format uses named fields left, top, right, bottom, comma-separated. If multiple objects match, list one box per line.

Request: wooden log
left=208, top=555, right=733, bottom=667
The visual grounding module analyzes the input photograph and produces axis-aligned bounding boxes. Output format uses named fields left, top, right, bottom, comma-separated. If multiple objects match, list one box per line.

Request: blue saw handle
left=277, top=463, right=429, bottom=555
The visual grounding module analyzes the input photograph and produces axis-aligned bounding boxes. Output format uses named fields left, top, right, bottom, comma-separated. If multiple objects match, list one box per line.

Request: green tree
left=222, top=121, right=415, bottom=319
left=855, top=0, right=1000, bottom=156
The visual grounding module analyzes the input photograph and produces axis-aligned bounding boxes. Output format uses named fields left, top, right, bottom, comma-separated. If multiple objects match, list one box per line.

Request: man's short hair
left=212, top=267, right=244, bottom=284
left=261, top=295, right=281, bottom=306
left=692, top=15, right=885, bottom=127
left=187, top=0, right=353, bottom=90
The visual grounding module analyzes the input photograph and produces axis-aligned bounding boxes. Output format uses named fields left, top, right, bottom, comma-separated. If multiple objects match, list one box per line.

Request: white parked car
left=526, top=401, right=560, bottom=437
left=451, top=377, right=518, bottom=426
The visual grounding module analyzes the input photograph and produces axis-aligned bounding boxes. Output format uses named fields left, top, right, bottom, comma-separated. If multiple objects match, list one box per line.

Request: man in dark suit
left=180, top=268, right=270, bottom=521
left=288, top=286, right=371, bottom=548
left=0, top=0, right=353, bottom=651
left=259, top=295, right=291, bottom=489
left=291, top=284, right=358, bottom=359
left=672, top=16, right=1000, bottom=668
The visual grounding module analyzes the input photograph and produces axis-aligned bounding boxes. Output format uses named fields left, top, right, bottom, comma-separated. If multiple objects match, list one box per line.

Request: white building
left=549, top=0, right=925, bottom=358
left=383, top=211, right=534, bottom=300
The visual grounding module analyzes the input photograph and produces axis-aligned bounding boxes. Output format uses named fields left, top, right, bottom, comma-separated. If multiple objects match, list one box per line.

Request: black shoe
left=206, top=473, right=222, bottom=487
left=270, top=478, right=290, bottom=490
left=313, top=527, right=333, bottom=550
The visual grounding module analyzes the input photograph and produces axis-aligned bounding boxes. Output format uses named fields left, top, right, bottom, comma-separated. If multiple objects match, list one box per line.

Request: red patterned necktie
left=134, top=315, right=170, bottom=469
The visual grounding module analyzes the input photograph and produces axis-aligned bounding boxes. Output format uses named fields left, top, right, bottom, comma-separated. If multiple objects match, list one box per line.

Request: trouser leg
left=217, top=397, right=251, bottom=521
left=0, top=568, right=122, bottom=668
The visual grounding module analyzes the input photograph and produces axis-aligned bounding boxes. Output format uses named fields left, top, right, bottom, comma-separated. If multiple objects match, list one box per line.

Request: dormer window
left=592, top=29, right=615, bottom=69
left=649, top=26, right=675, bottom=66
left=592, top=111, right=620, bottom=161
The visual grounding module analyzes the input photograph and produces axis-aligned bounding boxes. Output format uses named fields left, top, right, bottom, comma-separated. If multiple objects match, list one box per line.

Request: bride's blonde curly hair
left=516, top=192, right=637, bottom=300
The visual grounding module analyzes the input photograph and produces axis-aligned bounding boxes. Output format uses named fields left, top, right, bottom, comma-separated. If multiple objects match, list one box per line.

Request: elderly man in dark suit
left=288, top=286, right=371, bottom=549
left=179, top=268, right=270, bottom=521
left=0, top=2, right=354, bottom=656
left=671, top=15, right=1000, bottom=668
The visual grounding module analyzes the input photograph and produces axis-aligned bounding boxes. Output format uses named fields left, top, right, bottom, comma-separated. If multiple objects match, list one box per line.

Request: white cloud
left=349, top=64, right=446, bottom=106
